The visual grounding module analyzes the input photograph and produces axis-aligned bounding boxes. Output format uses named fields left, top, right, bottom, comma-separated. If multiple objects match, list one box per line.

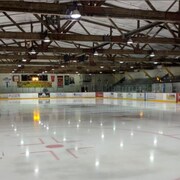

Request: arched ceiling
left=0, top=0, right=180, bottom=74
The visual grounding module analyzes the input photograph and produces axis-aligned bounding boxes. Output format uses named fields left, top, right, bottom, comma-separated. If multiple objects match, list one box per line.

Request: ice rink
left=0, top=98, right=180, bottom=180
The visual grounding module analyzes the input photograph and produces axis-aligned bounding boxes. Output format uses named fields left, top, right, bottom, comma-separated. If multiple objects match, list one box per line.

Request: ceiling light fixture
left=44, top=35, right=50, bottom=43
left=70, top=9, right=81, bottom=19
left=150, top=51, right=155, bottom=57
left=94, top=50, right=98, bottom=56
left=127, top=38, right=133, bottom=45
left=29, top=48, right=36, bottom=55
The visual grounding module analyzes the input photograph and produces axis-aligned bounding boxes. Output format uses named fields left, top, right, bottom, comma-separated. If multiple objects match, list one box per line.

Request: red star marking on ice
left=20, top=137, right=93, bottom=160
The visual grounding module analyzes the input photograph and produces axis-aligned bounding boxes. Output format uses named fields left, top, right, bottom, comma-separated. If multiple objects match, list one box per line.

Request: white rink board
left=20, top=93, right=38, bottom=98
left=0, top=92, right=178, bottom=103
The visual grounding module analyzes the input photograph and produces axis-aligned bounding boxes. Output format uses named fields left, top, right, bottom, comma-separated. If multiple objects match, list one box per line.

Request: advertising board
left=96, top=92, right=103, bottom=98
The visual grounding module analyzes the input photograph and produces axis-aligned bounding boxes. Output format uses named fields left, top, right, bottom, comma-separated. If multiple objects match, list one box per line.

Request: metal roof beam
left=1, top=46, right=180, bottom=56
left=125, top=22, right=162, bottom=37
left=0, top=54, right=178, bottom=62
left=0, top=32, right=180, bottom=44
left=0, top=1, right=180, bottom=22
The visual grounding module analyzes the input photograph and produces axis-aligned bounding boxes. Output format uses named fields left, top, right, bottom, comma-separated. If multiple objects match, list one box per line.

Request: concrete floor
left=0, top=98, right=180, bottom=180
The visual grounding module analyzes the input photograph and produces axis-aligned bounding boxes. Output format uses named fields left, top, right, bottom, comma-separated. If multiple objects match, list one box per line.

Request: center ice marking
left=20, top=137, right=93, bottom=160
